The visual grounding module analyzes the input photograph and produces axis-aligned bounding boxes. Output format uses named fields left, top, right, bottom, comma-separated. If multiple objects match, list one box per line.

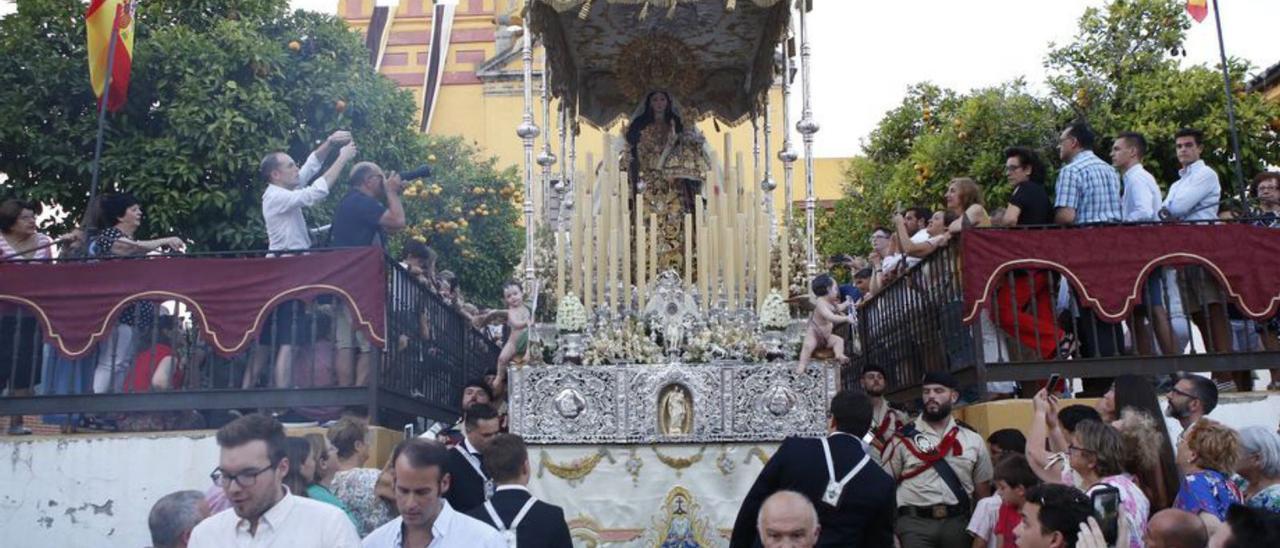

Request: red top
left=126, top=344, right=178, bottom=392
left=993, top=501, right=1022, bottom=547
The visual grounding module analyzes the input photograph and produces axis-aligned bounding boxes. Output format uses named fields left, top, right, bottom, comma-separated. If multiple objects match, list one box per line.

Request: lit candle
left=694, top=196, right=706, bottom=307
left=727, top=222, right=737, bottom=308
left=683, top=213, right=693, bottom=290
left=636, top=195, right=646, bottom=307
left=555, top=230, right=565, bottom=299
left=752, top=216, right=762, bottom=308
left=649, top=212, right=658, bottom=284
left=600, top=189, right=611, bottom=311
left=572, top=182, right=584, bottom=299
left=620, top=184, right=630, bottom=308
left=608, top=226, right=619, bottom=311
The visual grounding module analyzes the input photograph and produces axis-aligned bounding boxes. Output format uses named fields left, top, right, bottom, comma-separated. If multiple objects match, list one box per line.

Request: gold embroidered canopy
left=531, top=0, right=790, bottom=128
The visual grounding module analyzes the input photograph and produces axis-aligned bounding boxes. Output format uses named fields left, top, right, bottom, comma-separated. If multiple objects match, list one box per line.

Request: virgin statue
left=624, top=91, right=712, bottom=276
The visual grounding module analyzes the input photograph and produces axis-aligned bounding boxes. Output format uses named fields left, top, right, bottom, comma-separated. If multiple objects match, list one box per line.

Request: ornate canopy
left=531, top=0, right=790, bottom=128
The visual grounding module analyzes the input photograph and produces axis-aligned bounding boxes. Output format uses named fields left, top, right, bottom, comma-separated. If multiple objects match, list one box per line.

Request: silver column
left=537, top=47, right=557, bottom=226
left=796, top=1, right=819, bottom=278
left=517, top=1, right=541, bottom=293
left=777, top=37, right=797, bottom=285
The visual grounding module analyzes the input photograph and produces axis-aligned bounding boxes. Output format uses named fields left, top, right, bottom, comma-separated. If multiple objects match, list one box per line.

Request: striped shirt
left=1054, top=150, right=1122, bottom=224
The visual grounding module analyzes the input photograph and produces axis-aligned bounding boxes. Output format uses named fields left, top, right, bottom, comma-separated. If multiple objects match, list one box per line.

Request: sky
left=2, top=0, right=1276, bottom=159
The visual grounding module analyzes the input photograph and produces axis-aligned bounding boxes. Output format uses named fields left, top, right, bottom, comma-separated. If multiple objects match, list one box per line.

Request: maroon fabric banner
left=0, top=248, right=386, bottom=358
left=961, top=224, right=1280, bottom=324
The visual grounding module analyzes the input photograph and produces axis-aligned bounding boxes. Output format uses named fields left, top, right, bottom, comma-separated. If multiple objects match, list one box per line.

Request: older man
left=148, top=490, right=210, bottom=548
left=330, top=161, right=407, bottom=387
left=757, top=490, right=821, bottom=548
left=188, top=414, right=359, bottom=547
left=1144, top=508, right=1209, bottom=548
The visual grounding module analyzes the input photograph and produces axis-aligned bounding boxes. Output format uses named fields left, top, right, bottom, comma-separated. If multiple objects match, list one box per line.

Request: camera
left=400, top=164, right=433, bottom=181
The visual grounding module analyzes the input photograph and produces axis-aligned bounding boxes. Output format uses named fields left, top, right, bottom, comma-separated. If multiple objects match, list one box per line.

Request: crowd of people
left=137, top=369, right=1280, bottom=548
left=0, top=131, right=521, bottom=434
left=815, top=123, right=1280, bottom=397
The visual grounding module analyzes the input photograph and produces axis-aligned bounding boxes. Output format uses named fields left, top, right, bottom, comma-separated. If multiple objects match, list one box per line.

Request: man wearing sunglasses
left=188, top=414, right=360, bottom=547
left=1166, top=373, right=1219, bottom=434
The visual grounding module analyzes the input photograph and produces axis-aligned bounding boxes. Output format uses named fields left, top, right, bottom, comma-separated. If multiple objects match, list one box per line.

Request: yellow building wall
left=337, top=0, right=850, bottom=210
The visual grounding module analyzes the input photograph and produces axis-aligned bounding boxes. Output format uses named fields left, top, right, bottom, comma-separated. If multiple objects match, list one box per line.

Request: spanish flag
left=1186, top=0, right=1208, bottom=23
left=85, top=0, right=136, bottom=112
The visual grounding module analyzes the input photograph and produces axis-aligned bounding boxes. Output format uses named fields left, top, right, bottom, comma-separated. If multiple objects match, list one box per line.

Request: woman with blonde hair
left=1068, top=419, right=1150, bottom=548
left=944, top=177, right=991, bottom=234
left=1175, top=417, right=1242, bottom=533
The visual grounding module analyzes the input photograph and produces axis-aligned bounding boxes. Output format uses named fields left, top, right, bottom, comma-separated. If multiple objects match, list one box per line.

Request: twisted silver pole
left=778, top=37, right=797, bottom=277
left=796, top=1, right=819, bottom=278
left=517, top=1, right=540, bottom=293
left=557, top=102, right=569, bottom=232
left=537, top=47, right=557, bottom=227
left=762, top=91, right=776, bottom=235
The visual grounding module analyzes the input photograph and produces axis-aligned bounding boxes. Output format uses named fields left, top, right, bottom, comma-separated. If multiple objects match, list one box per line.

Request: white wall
left=1, top=431, right=219, bottom=548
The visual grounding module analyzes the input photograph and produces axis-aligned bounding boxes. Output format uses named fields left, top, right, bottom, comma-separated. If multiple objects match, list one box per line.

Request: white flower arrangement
left=581, top=318, right=663, bottom=365
left=758, top=289, right=791, bottom=331
left=555, top=293, right=587, bottom=333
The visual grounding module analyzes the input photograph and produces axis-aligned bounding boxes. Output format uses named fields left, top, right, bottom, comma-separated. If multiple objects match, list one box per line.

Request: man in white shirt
left=1111, top=132, right=1177, bottom=357
left=188, top=413, right=361, bottom=547
left=261, top=130, right=358, bottom=252
left=1160, top=129, right=1236, bottom=387
left=249, top=131, right=358, bottom=389
left=363, top=439, right=505, bottom=548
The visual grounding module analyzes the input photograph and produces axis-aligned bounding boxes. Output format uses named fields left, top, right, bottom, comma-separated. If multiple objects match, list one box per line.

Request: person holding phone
left=1013, top=483, right=1092, bottom=548
left=1066, top=420, right=1150, bottom=548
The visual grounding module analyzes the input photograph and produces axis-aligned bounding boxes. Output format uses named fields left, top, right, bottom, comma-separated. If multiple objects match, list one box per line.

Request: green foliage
left=821, top=82, right=1062, bottom=256
left=817, top=0, right=1280, bottom=256
left=400, top=136, right=523, bottom=306
left=0, top=0, right=425, bottom=249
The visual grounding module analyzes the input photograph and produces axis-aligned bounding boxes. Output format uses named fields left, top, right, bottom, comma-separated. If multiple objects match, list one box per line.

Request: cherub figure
left=796, top=273, right=850, bottom=374
left=477, top=280, right=531, bottom=393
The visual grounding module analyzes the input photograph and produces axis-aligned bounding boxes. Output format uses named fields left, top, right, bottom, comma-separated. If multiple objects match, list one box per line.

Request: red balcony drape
left=961, top=224, right=1280, bottom=324
left=0, top=248, right=387, bottom=358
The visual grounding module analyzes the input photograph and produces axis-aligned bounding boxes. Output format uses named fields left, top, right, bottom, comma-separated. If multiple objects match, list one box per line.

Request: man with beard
left=861, top=364, right=907, bottom=460
left=188, top=414, right=360, bottom=547
left=884, top=372, right=993, bottom=548
left=362, top=439, right=504, bottom=548
left=1167, top=373, right=1218, bottom=439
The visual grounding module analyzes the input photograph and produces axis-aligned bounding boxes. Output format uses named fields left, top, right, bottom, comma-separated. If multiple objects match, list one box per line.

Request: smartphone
left=1047, top=373, right=1062, bottom=394
left=1091, top=485, right=1120, bottom=546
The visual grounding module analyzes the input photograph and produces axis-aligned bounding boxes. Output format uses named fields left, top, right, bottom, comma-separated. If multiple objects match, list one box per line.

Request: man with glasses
left=1052, top=122, right=1124, bottom=395
left=1166, top=373, right=1218, bottom=436
left=1253, top=172, right=1280, bottom=390
left=188, top=414, right=360, bottom=547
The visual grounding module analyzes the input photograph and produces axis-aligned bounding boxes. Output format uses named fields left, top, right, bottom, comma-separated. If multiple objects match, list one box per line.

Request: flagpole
left=85, top=4, right=124, bottom=232
left=1210, top=0, right=1250, bottom=214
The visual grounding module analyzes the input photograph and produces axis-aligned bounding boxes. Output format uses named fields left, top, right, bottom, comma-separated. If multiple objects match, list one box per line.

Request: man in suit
left=731, top=390, right=897, bottom=548
left=467, top=433, right=573, bottom=547
left=444, top=403, right=502, bottom=513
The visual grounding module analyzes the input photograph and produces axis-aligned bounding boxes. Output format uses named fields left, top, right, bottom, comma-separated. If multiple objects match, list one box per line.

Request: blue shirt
left=1054, top=150, right=1122, bottom=224
left=330, top=191, right=387, bottom=248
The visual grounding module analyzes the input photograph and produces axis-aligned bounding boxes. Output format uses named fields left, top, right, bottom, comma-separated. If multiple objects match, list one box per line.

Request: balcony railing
left=0, top=248, right=500, bottom=431
left=847, top=221, right=1280, bottom=402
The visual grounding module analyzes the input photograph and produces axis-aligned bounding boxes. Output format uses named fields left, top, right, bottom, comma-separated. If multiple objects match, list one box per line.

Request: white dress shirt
left=188, top=488, right=361, bottom=548
left=262, top=152, right=329, bottom=251
left=1121, top=163, right=1162, bottom=222
left=1162, top=160, right=1220, bottom=222
left=362, top=500, right=505, bottom=548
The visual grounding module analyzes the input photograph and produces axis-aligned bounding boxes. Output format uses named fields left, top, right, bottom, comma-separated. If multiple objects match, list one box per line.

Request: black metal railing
left=0, top=251, right=501, bottom=431
left=846, top=225, right=1280, bottom=402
